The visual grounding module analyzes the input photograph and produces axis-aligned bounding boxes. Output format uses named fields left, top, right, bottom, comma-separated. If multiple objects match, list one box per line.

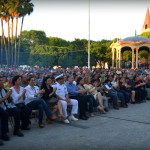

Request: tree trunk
left=11, top=17, right=14, bottom=67
left=18, top=16, right=24, bottom=67
left=1, top=18, right=8, bottom=66
left=14, top=17, right=18, bottom=67
left=7, top=18, right=10, bottom=67
left=1, top=31, right=3, bottom=68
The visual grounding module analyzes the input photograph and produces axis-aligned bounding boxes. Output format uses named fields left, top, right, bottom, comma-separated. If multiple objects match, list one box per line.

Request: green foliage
left=140, top=31, right=150, bottom=38
left=1, top=28, right=116, bottom=67
left=123, top=51, right=132, bottom=61
left=49, top=37, right=70, bottom=47
left=21, top=30, right=49, bottom=46
left=138, top=50, right=148, bottom=61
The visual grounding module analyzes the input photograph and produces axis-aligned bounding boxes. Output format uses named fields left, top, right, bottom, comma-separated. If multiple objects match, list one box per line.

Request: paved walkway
left=2, top=100, right=150, bottom=150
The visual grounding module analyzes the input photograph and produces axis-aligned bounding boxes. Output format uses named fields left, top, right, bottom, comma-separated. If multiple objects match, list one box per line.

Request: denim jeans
left=0, top=118, right=1, bottom=139
left=7, top=107, right=21, bottom=132
left=117, top=92, right=126, bottom=106
left=84, top=94, right=98, bottom=113
left=106, top=92, right=118, bottom=108
left=0, top=108, right=9, bottom=136
left=102, top=96, right=108, bottom=108
left=27, top=98, right=52, bottom=125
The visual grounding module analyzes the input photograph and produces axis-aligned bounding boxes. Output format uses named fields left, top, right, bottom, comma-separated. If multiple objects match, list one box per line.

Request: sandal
left=59, top=114, right=67, bottom=120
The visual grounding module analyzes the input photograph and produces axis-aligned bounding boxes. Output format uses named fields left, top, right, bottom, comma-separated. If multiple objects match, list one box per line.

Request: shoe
left=49, top=116, right=56, bottom=121
left=113, top=107, right=119, bottom=110
left=2, top=133, right=10, bottom=141
left=46, top=118, right=53, bottom=124
left=59, top=114, right=67, bottom=120
left=13, top=130, right=24, bottom=137
left=79, top=115, right=88, bottom=120
left=131, top=102, right=135, bottom=104
left=63, top=119, right=70, bottom=124
left=104, top=108, right=109, bottom=112
left=69, top=115, right=78, bottom=121
left=121, top=105, right=128, bottom=108
left=39, top=124, right=45, bottom=128
left=21, top=126, right=30, bottom=130
left=85, top=114, right=89, bottom=119
left=0, top=140, right=3, bottom=146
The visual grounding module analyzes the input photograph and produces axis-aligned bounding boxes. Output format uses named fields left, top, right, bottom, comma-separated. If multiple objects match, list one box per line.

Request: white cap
left=55, top=74, right=64, bottom=80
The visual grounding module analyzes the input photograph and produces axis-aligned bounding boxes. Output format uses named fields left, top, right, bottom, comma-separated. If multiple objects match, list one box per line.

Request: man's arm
left=0, top=90, right=12, bottom=103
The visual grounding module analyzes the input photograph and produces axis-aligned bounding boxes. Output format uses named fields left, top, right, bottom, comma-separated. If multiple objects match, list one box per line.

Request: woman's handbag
left=47, top=97, right=58, bottom=105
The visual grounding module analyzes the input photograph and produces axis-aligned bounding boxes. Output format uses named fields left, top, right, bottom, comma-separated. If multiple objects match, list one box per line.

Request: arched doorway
left=121, top=47, right=132, bottom=68
left=138, top=46, right=150, bottom=68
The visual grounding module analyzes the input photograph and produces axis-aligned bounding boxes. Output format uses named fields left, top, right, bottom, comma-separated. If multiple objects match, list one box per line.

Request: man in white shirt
left=52, top=74, right=78, bottom=124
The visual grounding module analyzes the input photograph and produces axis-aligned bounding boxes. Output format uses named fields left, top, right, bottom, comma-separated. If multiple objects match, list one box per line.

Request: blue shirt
left=65, top=81, right=79, bottom=97
left=141, top=70, right=147, bottom=75
left=104, top=83, right=114, bottom=93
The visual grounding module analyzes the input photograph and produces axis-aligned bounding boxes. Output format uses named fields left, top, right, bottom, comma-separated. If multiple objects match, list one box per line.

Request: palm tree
left=5, top=0, right=17, bottom=67
left=6, top=0, right=22, bottom=67
left=1, top=36, right=3, bottom=68
left=17, top=0, right=34, bottom=66
left=5, top=14, right=10, bottom=66
left=0, top=1, right=8, bottom=66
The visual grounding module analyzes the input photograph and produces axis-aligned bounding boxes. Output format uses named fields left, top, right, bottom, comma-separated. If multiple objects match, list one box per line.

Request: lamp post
left=88, top=0, right=90, bottom=69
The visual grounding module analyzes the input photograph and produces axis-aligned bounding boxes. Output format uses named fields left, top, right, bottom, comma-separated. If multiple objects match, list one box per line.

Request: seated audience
left=0, top=77, right=24, bottom=137
left=41, top=77, right=66, bottom=120
left=8, top=75, right=31, bottom=130
left=25, top=76, right=56, bottom=128
left=84, top=76, right=106, bottom=113
left=52, top=74, right=78, bottom=123
left=65, top=75, right=89, bottom=120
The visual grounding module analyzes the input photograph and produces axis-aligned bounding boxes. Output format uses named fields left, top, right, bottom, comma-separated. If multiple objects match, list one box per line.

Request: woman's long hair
left=41, top=76, right=50, bottom=89
left=77, top=77, right=83, bottom=85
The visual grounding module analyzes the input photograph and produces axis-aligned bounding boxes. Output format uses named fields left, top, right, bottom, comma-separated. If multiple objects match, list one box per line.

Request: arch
left=138, top=46, right=149, bottom=52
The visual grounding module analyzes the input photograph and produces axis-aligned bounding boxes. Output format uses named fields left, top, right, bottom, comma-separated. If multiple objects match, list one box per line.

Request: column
left=136, top=48, right=139, bottom=69
left=116, top=49, right=118, bottom=69
left=112, top=48, right=115, bottom=68
left=132, top=48, right=135, bottom=69
left=119, top=48, right=121, bottom=68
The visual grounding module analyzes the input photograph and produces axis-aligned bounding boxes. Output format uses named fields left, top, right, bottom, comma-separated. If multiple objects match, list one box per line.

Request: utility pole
left=88, top=0, right=90, bottom=69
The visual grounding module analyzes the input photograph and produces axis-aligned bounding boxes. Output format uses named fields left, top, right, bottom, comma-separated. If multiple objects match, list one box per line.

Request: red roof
left=143, top=8, right=150, bottom=29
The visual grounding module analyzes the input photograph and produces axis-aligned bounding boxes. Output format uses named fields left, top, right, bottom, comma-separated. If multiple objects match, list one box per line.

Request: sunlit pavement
left=2, top=100, right=150, bottom=150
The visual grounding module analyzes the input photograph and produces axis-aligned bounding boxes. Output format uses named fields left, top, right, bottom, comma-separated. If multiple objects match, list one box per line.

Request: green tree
left=49, top=37, right=70, bottom=47
left=140, top=31, right=150, bottom=38
left=21, top=30, right=49, bottom=47
left=18, top=0, right=34, bottom=66
left=138, top=50, right=148, bottom=61
left=123, top=51, right=132, bottom=61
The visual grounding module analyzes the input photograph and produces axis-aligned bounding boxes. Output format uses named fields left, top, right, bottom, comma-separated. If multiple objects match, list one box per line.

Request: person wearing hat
left=52, top=74, right=78, bottom=124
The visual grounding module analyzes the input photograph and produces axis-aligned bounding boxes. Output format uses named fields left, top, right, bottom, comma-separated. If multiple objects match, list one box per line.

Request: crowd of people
left=0, top=66, right=150, bottom=146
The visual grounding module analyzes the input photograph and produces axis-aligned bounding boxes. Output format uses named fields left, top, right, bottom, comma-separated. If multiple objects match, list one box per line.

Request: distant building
left=141, top=8, right=150, bottom=33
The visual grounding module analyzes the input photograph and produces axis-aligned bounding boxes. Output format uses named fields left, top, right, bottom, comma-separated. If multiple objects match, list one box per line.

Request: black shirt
left=42, top=86, right=55, bottom=101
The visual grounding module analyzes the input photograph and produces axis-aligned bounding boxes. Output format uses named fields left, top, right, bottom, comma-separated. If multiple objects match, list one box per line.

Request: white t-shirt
left=10, top=86, right=25, bottom=105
